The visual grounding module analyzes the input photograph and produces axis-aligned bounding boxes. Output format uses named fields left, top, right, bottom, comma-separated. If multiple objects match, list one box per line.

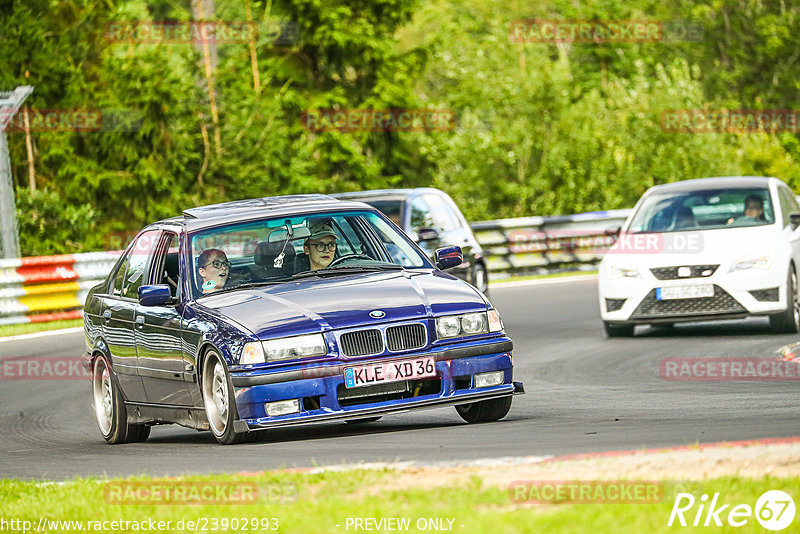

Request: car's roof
left=150, top=194, right=376, bottom=232
left=332, top=188, right=449, bottom=201
left=649, top=176, right=779, bottom=193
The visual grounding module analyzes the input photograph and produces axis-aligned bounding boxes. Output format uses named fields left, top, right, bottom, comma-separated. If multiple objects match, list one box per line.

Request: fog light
left=265, top=399, right=301, bottom=417
left=474, top=371, right=504, bottom=388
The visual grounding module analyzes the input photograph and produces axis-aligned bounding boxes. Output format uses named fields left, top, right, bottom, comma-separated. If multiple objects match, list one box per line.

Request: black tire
left=473, top=262, right=489, bottom=295
left=201, top=350, right=248, bottom=445
left=770, top=269, right=800, bottom=334
left=92, top=355, right=149, bottom=444
left=604, top=321, right=635, bottom=337
left=455, top=396, right=512, bottom=423
left=345, top=417, right=382, bottom=424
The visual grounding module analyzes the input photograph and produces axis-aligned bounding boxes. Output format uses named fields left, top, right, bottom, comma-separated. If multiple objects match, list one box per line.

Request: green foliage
left=15, top=187, right=97, bottom=256
left=1, top=0, right=799, bottom=254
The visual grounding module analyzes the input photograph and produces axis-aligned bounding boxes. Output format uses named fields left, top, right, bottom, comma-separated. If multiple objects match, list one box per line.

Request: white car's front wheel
left=769, top=268, right=800, bottom=334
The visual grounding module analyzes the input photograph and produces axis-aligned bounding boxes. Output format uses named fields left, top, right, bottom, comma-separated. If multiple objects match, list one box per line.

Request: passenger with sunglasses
left=197, top=248, right=231, bottom=294
left=303, top=222, right=339, bottom=270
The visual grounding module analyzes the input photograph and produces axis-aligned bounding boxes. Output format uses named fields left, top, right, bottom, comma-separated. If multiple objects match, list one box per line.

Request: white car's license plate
left=344, top=357, right=436, bottom=388
left=656, top=284, right=714, bottom=300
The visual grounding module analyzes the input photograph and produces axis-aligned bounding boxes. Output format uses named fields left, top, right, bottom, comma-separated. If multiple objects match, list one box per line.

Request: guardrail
left=0, top=209, right=632, bottom=326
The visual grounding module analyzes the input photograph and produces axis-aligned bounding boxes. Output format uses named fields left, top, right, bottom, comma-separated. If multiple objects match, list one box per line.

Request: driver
left=304, top=222, right=339, bottom=270
left=744, top=194, right=765, bottom=220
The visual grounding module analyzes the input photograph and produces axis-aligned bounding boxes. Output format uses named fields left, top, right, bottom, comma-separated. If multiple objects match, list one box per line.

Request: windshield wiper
left=291, top=265, right=403, bottom=280
left=206, top=280, right=284, bottom=294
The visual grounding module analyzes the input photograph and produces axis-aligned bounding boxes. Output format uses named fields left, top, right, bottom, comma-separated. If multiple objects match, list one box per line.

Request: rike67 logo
left=668, top=490, right=795, bottom=531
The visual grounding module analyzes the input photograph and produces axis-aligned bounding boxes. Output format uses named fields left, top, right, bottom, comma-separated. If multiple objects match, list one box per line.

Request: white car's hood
left=604, top=225, right=783, bottom=269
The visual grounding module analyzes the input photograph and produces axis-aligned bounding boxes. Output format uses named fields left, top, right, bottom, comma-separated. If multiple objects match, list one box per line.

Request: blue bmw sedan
left=82, top=195, right=522, bottom=444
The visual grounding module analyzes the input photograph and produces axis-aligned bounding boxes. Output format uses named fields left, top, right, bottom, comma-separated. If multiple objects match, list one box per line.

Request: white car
left=598, top=176, right=800, bottom=337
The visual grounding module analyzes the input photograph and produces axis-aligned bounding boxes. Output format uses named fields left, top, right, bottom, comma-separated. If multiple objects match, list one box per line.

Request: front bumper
left=229, top=339, right=522, bottom=431
left=599, top=265, right=788, bottom=324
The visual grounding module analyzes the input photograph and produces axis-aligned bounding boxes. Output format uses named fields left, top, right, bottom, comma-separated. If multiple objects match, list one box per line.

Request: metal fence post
left=0, top=85, right=34, bottom=259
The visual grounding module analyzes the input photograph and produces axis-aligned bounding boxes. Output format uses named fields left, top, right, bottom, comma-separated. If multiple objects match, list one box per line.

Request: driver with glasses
left=303, top=222, right=339, bottom=270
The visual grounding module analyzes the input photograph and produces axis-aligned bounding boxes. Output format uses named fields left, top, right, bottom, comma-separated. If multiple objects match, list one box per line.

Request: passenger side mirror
left=790, top=213, right=800, bottom=230
left=138, top=284, right=173, bottom=306
left=605, top=226, right=622, bottom=237
left=416, top=227, right=440, bottom=242
left=434, top=246, right=463, bottom=270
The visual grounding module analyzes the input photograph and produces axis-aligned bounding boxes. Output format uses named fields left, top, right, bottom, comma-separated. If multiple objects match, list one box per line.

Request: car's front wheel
left=603, top=321, right=635, bottom=337
left=92, top=355, right=149, bottom=444
left=202, top=350, right=249, bottom=445
left=473, top=262, right=489, bottom=295
left=455, top=396, right=512, bottom=423
left=770, top=268, right=800, bottom=334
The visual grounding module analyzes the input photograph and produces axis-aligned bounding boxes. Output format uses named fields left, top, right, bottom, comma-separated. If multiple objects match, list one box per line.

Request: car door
left=777, top=186, right=800, bottom=272
left=134, top=230, right=195, bottom=406
left=100, top=230, right=160, bottom=402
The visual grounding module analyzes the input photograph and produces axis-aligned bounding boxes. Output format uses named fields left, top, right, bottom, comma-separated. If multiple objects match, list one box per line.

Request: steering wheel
left=328, top=253, right=373, bottom=268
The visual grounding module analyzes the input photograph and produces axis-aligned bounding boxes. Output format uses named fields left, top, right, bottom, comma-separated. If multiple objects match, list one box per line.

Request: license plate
left=656, top=284, right=714, bottom=300
left=344, top=357, right=436, bottom=388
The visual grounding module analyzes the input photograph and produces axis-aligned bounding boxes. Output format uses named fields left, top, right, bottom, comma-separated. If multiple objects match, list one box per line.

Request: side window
left=152, top=232, right=181, bottom=298
left=112, top=254, right=131, bottom=296
left=424, top=194, right=462, bottom=232
left=410, top=196, right=435, bottom=232
left=778, top=188, right=796, bottom=227
left=122, top=230, right=159, bottom=299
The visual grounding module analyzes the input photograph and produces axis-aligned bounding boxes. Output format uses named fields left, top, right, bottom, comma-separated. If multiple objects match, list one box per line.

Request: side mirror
left=434, top=246, right=463, bottom=270
left=790, top=213, right=800, bottom=230
left=138, top=284, right=173, bottom=306
left=416, top=227, right=440, bottom=242
left=605, top=226, right=622, bottom=237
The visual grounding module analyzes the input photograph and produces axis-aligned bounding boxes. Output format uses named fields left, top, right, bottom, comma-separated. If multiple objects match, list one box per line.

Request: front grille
left=750, top=287, right=780, bottom=302
left=339, top=329, right=383, bottom=356
left=650, top=265, right=719, bottom=280
left=630, top=285, right=746, bottom=319
left=386, top=324, right=426, bottom=351
left=605, top=298, right=626, bottom=312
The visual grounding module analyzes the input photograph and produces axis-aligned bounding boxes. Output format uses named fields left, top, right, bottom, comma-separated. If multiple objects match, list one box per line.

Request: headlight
left=240, top=342, right=265, bottom=365
left=605, top=261, right=642, bottom=280
left=261, top=333, right=327, bottom=362
left=436, top=312, right=492, bottom=339
left=730, top=251, right=775, bottom=273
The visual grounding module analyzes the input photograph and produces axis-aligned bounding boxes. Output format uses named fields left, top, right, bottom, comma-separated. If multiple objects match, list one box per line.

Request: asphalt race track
left=2, top=277, right=799, bottom=480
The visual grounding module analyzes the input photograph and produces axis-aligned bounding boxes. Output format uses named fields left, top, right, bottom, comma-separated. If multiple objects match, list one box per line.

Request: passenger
left=197, top=248, right=230, bottom=294
left=674, top=206, right=696, bottom=229
left=304, top=222, right=339, bottom=270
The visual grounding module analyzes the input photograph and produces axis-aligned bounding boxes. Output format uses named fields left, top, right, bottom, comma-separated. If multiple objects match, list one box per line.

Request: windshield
left=627, top=187, right=775, bottom=233
left=189, top=210, right=430, bottom=296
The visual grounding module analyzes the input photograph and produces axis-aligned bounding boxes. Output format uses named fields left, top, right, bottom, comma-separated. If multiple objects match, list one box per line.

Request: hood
left=603, top=225, right=785, bottom=269
left=194, top=270, right=486, bottom=339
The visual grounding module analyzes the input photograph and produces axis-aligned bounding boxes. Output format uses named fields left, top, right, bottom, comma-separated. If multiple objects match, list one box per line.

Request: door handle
left=135, top=316, right=145, bottom=328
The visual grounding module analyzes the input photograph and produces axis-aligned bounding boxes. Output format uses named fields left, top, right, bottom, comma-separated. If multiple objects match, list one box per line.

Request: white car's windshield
left=627, top=187, right=775, bottom=233
left=189, top=210, right=430, bottom=295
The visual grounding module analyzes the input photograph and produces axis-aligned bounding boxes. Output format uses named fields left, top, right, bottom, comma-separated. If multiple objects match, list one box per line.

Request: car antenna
left=273, top=219, right=293, bottom=268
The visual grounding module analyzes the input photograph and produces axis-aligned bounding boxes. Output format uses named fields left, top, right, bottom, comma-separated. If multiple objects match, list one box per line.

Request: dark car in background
left=333, top=188, right=490, bottom=294
left=82, top=195, right=521, bottom=445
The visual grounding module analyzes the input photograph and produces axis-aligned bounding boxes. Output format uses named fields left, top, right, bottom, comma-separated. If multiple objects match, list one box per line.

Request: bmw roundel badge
left=369, top=310, right=386, bottom=319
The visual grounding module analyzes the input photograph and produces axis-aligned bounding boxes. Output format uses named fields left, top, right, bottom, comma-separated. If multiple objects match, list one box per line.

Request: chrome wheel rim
left=474, top=266, right=487, bottom=293
left=92, top=358, right=113, bottom=435
left=792, top=271, right=799, bottom=326
left=203, top=354, right=229, bottom=435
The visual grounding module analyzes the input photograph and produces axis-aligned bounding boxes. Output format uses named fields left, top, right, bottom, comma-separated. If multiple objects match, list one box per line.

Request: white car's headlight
left=605, top=261, right=642, bottom=280
left=730, top=251, right=775, bottom=273
left=259, top=333, right=327, bottom=362
left=436, top=312, right=494, bottom=339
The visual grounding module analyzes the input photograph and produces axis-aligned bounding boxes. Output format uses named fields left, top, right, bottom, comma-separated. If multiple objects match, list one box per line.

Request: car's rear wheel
left=603, top=321, right=635, bottom=337
left=202, top=350, right=248, bottom=445
left=455, top=396, right=512, bottom=423
left=92, top=355, right=149, bottom=444
left=770, top=268, right=800, bottom=334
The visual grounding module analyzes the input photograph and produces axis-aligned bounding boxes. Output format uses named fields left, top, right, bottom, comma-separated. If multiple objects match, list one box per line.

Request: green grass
left=1, top=472, right=796, bottom=533
left=0, top=318, right=83, bottom=338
